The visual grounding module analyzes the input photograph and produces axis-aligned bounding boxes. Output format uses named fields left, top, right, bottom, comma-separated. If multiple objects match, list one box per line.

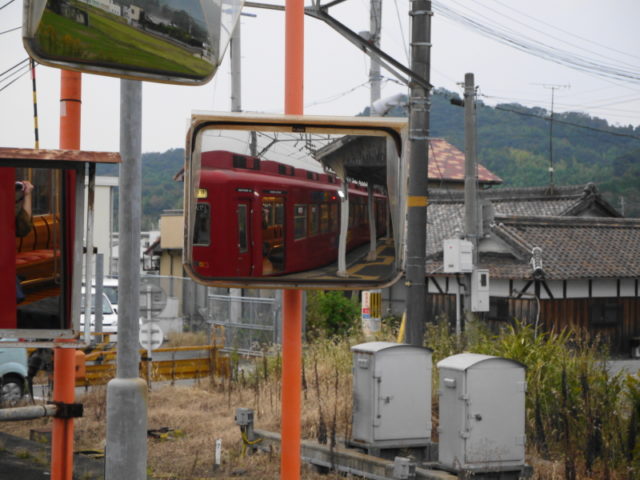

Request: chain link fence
left=138, top=275, right=281, bottom=355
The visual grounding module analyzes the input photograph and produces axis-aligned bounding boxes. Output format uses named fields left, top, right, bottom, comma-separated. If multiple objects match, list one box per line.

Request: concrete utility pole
left=463, top=73, right=479, bottom=315
left=105, top=79, right=148, bottom=480
left=369, top=0, right=382, bottom=108
left=464, top=73, right=479, bottom=265
left=404, top=0, right=431, bottom=346
left=366, top=0, right=382, bottom=262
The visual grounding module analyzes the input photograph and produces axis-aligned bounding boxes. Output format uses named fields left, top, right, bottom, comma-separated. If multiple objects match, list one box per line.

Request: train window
left=320, top=204, right=330, bottom=233
left=238, top=205, right=248, bottom=253
left=330, top=204, right=338, bottom=232
left=294, top=205, right=307, bottom=240
left=309, top=205, right=319, bottom=236
left=184, top=113, right=408, bottom=288
left=193, top=203, right=211, bottom=246
left=275, top=203, right=284, bottom=226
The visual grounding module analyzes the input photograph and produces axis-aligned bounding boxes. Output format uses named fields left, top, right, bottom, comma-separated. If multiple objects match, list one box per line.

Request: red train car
left=191, top=150, right=387, bottom=278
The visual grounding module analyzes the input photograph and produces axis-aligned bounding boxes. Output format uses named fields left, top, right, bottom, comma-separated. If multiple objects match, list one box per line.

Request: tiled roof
left=428, top=138, right=502, bottom=185
left=489, top=215, right=640, bottom=280
left=426, top=215, right=640, bottom=280
left=426, top=184, right=621, bottom=258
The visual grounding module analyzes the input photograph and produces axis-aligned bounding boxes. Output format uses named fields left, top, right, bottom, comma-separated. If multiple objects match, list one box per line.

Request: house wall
left=424, top=292, right=640, bottom=355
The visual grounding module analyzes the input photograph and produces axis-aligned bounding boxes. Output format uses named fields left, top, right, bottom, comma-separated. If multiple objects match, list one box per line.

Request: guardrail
left=76, top=339, right=230, bottom=387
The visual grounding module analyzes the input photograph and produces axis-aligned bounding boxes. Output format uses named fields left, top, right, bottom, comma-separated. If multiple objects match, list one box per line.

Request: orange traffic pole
left=284, top=0, right=304, bottom=116
left=52, top=69, right=81, bottom=480
left=282, top=0, right=304, bottom=478
left=281, top=290, right=302, bottom=479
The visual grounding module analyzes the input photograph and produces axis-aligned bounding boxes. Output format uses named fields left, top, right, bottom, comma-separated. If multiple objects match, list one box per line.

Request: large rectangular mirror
left=23, top=0, right=243, bottom=84
left=184, top=113, right=408, bottom=289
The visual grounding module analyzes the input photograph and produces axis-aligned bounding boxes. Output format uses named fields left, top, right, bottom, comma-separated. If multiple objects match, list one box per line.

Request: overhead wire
left=432, top=0, right=640, bottom=84
left=488, top=104, right=640, bottom=141
left=0, top=66, right=31, bottom=93
left=486, top=0, right=640, bottom=63
left=0, top=25, right=20, bottom=35
left=0, top=0, right=16, bottom=10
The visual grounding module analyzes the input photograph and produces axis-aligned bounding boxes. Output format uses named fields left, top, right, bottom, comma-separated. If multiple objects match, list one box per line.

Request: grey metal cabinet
left=350, top=342, right=432, bottom=449
left=437, top=353, right=526, bottom=472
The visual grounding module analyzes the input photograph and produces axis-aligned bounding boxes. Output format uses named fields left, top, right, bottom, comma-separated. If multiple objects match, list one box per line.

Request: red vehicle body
left=191, top=150, right=388, bottom=278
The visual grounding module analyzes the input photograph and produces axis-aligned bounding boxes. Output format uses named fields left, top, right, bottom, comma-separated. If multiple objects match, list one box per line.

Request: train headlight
left=197, top=188, right=208, bottom=199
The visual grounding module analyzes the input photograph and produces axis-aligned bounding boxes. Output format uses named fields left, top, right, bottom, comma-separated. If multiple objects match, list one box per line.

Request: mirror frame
left=183, top=112, right=408, bottom=290
left=22, top=0, right=242, bottom=85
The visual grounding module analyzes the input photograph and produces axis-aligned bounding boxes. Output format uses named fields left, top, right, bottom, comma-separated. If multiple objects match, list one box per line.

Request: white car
left=79, top=287, right=118, bottom=336
left=100, top=277, right=119, bottom=314
left=0, top=341, right=28, bottom=406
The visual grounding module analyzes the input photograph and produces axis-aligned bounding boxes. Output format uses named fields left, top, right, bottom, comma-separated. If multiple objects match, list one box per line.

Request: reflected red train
left=191, top=150, right=388, bottom=278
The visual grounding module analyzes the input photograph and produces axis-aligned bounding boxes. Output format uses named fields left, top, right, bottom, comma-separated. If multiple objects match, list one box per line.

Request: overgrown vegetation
left=2, top=318, right=640, bottom=479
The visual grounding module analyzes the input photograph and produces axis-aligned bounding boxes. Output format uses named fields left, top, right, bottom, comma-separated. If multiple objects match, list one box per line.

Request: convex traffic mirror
left=184, top=113, right=408, bottom=289
left=23, top=0, right=243, bottom=84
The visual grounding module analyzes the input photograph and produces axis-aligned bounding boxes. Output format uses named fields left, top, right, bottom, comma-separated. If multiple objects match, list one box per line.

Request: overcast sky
left=1, top=0, right=638, bottom=154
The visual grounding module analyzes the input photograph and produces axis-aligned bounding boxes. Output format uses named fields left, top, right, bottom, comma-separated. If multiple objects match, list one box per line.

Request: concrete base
left=105, top=377, right=148, bottom=480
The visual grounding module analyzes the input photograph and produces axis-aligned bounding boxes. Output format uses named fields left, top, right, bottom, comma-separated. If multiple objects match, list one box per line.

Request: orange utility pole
left=52, top=69, right=81, bottom=480
left=281, top=0, right=303, bottom=478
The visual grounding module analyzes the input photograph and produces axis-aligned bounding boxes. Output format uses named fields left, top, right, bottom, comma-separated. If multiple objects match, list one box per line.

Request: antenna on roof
left=536, top=83, right=570, bottom=193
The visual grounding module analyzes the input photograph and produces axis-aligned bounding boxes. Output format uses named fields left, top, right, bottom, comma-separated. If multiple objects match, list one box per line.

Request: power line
left=0, top=64, right=30, bottom=93
left=489, top=104, right=640, bottom=141
left=486, top=0, right=640, bottom=64
left=432, top=1, right=640, bottom=84
left=0, top=58, right=29, bottom=79
left=0, top=26, right=20, bottom=36
left=0, top=0, right=16, bottom=10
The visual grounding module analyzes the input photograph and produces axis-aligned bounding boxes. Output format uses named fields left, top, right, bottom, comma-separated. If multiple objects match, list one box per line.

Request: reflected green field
left=34, top=2, right=215, bottom=79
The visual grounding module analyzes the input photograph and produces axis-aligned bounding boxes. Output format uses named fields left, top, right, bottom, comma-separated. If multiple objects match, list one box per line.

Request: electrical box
left=437, top=353, right=526, bottom=473
left=350, top=342, right=432, bottom=450
left=471, top=269, right=490, bottom=312
left=443, top=239, right=473, bottom=273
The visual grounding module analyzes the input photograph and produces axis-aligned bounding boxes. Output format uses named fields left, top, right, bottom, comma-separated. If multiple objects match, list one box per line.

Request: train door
left=261, top=196, right=285, bottom=275
left=235, top=200, right=253, bottom=276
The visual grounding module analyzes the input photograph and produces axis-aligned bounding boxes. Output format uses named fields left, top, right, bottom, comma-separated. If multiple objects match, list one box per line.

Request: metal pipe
left=105, top=78, right=148, bottom=480
left=0, top=404, right=57, bottom=422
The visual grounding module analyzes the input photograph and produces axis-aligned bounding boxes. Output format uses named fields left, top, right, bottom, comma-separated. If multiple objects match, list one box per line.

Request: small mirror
left=22, top=0, right=243, bottom=84
left=184, top=113, right=408, bottom=289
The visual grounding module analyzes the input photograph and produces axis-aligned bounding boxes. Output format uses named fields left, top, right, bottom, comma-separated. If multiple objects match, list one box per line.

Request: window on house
left=589, top=301, right=622, bottom=326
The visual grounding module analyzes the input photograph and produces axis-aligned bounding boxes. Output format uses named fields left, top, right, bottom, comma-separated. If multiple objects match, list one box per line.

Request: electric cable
left=0, top=0, right=17, bottom=10
left=432, top=0, right=640, bottom=84
left=0, top=25, right=20, bottom=35
left=489, top=104, right=640, bottom=141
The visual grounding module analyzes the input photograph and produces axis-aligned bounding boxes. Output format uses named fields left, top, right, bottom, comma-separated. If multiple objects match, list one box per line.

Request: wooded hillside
left=99, top=88, right=640, bottom=228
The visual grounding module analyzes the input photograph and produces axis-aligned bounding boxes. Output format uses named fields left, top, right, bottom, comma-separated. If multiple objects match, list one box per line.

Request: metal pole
left=95, top=253, right=104, bottom=335
left=369, top=0, right=382, bottom=108
left=83, top=163, right=96, bottom=344
left=105, top=79, right=148, bottom=480
left=404, top=0, right=431, bottom=346
left=230, top=20, right=242, bottom=113
left=52, top=68, right=81, bottom=480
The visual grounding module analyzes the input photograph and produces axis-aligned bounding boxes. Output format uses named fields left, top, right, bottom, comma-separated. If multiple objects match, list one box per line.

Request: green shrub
left=305, top=291, right=360, bottom=340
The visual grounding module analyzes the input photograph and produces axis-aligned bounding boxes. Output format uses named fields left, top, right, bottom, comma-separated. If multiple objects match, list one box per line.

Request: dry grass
left=1, top=334, right=628, bottom=480
left=0, top=341, right=356, bottom=480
